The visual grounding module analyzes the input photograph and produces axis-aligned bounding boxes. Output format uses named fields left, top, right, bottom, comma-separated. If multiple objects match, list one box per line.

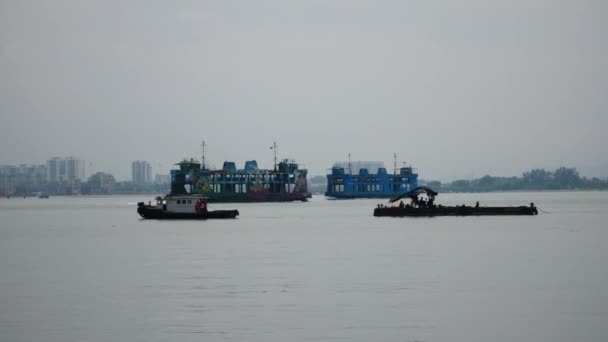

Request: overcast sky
left=1, top=0, right=606, bottom=180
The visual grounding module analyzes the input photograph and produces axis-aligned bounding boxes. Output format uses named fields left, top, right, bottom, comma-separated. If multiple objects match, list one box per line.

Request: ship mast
left=270, top=141, right=278, bottom=171
left=201, top=140, right=206, bottom=170
left=348, top=152, right=352, bottom=175
left=393, top=153, right=397, bottom=175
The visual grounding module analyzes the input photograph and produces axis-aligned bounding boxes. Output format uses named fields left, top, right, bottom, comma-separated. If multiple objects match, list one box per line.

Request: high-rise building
left=0, top=166, right=17, bottom=196
left=1, top=174, right=16, bottom=196
left=46, top=157, right=85, bottom=182
left=16, top=164, right=47, bottom=189
left=132, top=161, right=152, bottom=184
left=66, top=157, right=85, bottom=181
left=47, top=157, right=61, bottom=182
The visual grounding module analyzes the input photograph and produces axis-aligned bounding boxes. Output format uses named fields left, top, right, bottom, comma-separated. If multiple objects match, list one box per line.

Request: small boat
left=373, top=186, right=538, bottom=217
left=38, top=193, right=50, bottom=199
left=137, top=195, right=239, bottom=219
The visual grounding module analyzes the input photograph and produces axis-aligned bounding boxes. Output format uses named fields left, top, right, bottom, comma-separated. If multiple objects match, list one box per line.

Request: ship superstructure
left=170, top=158, right=311, bottom=202
left=325, top=158, right=418, bottom=199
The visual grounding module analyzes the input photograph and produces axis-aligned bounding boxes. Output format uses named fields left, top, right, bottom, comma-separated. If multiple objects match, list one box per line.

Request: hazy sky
left=1, top=0, right=606, bottom=180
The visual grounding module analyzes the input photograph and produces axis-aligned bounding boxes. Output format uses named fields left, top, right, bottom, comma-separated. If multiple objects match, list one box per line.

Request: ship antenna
left=201, top=140, right=206, bottom=170
left=393, top=153, right=397, bottom=175
left=348, top=152, right=352, bottom=175
left=270, top=141, right=278, bottom=171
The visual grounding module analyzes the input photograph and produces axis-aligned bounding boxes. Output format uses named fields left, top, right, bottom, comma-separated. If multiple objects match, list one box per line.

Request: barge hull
left=204, top=191, right=310, bottom=203
left=137, top=206, right=239, bottom=219
left=374, top=206, right=538, bottom=217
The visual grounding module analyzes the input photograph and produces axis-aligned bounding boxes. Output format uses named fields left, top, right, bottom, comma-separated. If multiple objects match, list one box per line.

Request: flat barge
left=373, top=186, right=538, bottom=217
left=374, top=205, right=538, bottom=217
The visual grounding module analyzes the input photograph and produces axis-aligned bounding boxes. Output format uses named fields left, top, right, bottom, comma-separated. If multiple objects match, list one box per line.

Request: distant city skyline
left=1, top=151, right=607, bottom=183
left=46, top=156, right=85, bottom=183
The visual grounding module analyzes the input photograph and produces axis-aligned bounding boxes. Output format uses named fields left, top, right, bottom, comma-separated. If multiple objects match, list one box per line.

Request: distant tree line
left=425, top=167, right=608, bottom=192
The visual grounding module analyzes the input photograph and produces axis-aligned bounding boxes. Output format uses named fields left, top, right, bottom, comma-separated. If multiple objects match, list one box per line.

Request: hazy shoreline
left=9, top=189, right=603, bottom=199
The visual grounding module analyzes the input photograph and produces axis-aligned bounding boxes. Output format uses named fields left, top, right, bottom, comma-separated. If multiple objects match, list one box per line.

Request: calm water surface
left=1, top=192, right=607, bottom=342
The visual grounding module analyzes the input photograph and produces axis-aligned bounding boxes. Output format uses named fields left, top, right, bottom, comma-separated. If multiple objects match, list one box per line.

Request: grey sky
left=1, top=0, right=606, bottom=180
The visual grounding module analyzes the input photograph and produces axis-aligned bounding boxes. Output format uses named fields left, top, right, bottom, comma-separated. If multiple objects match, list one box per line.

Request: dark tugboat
left=373, top=186, right=538, bottom=217
left=137, top=195, right=239, bottom=219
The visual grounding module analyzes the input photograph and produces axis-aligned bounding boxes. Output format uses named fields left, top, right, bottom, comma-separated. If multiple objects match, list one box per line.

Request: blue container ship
left=325, top=161, right=418, bottom=199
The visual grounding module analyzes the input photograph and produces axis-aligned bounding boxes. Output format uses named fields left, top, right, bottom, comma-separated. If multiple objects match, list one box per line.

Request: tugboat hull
left=137, top=203, right=239, bottom=219
left=374, top=205, right=538, bottom=217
